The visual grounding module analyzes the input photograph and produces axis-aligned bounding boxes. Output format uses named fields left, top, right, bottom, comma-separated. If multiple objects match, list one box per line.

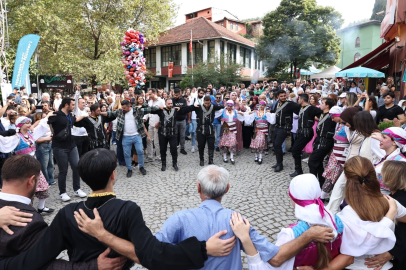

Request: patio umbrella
left=335, top=67, right=385, bottom=78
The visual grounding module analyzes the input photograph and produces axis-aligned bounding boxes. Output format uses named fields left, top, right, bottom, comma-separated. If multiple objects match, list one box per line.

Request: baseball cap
left=339, top=93, right=347, bottom=98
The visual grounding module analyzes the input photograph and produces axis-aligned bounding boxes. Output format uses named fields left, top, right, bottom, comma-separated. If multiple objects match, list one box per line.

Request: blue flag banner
left=11, top=34, right=40, bottom=90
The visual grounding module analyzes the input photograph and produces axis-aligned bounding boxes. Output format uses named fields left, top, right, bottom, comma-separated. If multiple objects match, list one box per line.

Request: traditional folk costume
left=7, top=117, right=53, bottom=213
left=374, top=128, right=406, bottom=195
left=217, top=100, right=245, bottom=164
left=245, top=174, right=343, bottom=270
left=321, top=106, right=348, bottom=198
left=244, top=101, right=273, bottom=164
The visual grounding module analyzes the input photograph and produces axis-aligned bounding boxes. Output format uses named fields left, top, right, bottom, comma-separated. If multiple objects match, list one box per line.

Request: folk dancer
left=188, top=96, right=224, bottom=166
left=271, top=91, right=300, bottom=172
left=244, top=101, right=274, bottom=164
left=308, top=98, right=336, bottom=187
left=216, top=100, right=245, bottom=164
left=290, top=94, right=322, bottom=177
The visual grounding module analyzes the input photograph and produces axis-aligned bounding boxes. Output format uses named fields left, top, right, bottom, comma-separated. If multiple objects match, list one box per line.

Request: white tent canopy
left=310, top=66, right=342, bottom=79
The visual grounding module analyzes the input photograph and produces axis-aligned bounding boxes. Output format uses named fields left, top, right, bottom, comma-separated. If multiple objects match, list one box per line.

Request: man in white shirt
left=72, top=90, right=90, bottom=156
left=292, top=81, right=303, bottom=96
left=144, top=89, right=165, bottom=162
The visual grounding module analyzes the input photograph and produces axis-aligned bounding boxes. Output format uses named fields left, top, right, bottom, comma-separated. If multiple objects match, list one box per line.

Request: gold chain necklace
left=83, top=197, right=116, bottom=211
left=88, top=192, right=116, bottom=197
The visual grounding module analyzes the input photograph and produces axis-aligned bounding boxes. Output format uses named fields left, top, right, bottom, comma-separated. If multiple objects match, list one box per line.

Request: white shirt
left=53, top=99, right=62, bottom=110
left=0, top=192, right=31, bottom=205
left=292, top=87, right=303, bottom=95
left=71, top=108, right=89, bottom=136
left=123, top=111, right=138, bottom=136
left=1, top=117, right=10, bottom=130
left=192, top=97, right=204, bottom=119
left=143, top=98, right=164, bottom=126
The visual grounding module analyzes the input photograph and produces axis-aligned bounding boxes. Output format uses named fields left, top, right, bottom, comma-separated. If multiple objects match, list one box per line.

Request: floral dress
left=244, top=110, right=273, bottom=153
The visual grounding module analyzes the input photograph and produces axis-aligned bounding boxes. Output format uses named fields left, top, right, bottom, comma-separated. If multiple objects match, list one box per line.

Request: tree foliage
left=7, top=0, right=177, bottom=86
left=180, top=55, right=242, bottom=89
left=370, top=0, right=387, bottom=21
left=256, top=0, right=343, bottom=79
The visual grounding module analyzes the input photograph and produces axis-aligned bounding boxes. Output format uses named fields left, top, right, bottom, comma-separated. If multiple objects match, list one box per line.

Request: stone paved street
left=39, top=139, right=307, bottom=269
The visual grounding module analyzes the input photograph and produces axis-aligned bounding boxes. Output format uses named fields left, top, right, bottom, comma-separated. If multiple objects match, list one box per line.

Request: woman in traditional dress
left=230, top=92, right=244, bottom=152
left=244, top=101, right=273, bottom=164
left=4, top=114, right=55, bottom=213
left=216, top=100, right=245, bottom=164
left=371, top=127, right=406, bottom=195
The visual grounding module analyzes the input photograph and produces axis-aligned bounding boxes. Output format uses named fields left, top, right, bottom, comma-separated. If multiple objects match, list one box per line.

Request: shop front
left=39, top=75, right=74, bottom=97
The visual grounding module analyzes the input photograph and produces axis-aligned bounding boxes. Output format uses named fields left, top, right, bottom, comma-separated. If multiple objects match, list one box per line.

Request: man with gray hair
left=378, top=85, right=389, bottom=107
left=154, top=165, right=335, bottom=269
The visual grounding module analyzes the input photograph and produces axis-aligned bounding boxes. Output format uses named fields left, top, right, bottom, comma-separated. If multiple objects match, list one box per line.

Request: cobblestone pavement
left=39, top=139, right=308, bottom=269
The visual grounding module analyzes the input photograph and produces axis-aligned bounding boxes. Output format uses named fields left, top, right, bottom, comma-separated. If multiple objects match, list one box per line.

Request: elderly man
left=72, top=90, right=90, bottom=157
left=153, top=166, right=333, bottom=269
left=378, top=85, right=389, bottom=107
left=338, top=92, right=347, bottom=108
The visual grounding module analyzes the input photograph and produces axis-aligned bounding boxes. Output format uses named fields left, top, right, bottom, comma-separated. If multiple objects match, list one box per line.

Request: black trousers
left=158, top=134, right=178, bottom=164
left=197, top=132, right=215, bottom=161
left=291, top=130, right=314, bottom=172
left=308, top=139, right=334, bottom=187
left=272, top=127, right=288, bottom=165
left=73, top=136, right=90, bottom=157
left=242, top=126, right=253, bottom=148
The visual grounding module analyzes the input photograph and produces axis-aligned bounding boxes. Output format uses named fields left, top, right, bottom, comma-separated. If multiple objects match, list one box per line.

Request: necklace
left=83, top=197, right=116, bottom=210
left=88, top=192, right=116, bottom=197
left=19, top=132, right=34, bottom=148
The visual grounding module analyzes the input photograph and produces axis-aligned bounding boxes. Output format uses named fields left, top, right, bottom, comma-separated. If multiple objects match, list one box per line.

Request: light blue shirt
left=155, top=199, right=279, bottom=270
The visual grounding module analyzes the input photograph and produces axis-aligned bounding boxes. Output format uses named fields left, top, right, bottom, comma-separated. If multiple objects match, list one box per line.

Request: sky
left=173, top=0, right=377, bottom=28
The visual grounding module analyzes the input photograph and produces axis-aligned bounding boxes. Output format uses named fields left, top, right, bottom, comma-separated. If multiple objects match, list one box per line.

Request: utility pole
left=0, top=0, right=9, bottom=83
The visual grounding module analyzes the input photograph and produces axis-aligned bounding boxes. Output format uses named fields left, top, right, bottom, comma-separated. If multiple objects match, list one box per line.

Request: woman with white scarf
left=371, top=127, right=406, bottom=195
left=230, top=174, right=353, bottom=270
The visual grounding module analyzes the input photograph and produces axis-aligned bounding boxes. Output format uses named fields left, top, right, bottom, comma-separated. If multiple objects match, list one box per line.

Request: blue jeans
left=282, top=139, right=286, bottom=153
left=122, top=135, right=144, bottom=170
left=116, top=135, right=125, bottom=165
left=185, top=122, right=190, bottom=137
left=36, top=142, right=55, bottom=184
left=190, top=119, right=197, bottom=147
left=213, top=123, right=222, bottom=148
left=112, top=131, right=117, bottom=144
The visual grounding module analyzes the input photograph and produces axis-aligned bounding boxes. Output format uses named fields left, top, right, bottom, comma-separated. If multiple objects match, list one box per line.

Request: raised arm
left=73, top=90, right=81, bottom=116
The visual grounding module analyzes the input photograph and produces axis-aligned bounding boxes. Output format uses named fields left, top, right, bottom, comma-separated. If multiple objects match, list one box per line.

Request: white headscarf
left=289, top=174, right=338, bottom=237
left=382, top=127, right=406, bottom=152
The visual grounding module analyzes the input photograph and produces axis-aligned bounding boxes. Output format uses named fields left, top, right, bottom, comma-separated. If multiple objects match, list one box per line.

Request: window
left=240, top=47, right=252, bottom=68
left=230, top=22, right=233, bottom=30
left=354, top=52, right=361, bottom=62
left=236, top=23, right=238, bottom=31
left=355, top=37, right=360, bottom=47
left=220, top=41, right=224, bottom=55
left=161, top=45, right=181, bottom=67
left=221, top=22, right=224, bottom=27
left=144, top=48, right=156, bottom=68
left=187, top=42, right=203, bottom=65
left=208, top=40, right=215, bottom=63
left=227, top=43, right=236, bottom=63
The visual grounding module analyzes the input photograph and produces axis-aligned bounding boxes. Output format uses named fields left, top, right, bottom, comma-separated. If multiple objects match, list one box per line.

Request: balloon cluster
left=121, top=29, right=147, bottom=88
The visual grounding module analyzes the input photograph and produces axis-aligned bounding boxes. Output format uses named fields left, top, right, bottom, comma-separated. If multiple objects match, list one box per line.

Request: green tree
left=256, top=0, right=343, bottom=80
left=180, top=55, right=242, bottom=89
left=370, top=0, right=387, bottom=21
left=6, top=0, right=177, bottom=86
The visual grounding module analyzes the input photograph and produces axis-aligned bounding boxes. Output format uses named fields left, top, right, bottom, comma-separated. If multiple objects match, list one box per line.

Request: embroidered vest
left=287, top=216, right=344, bottom=268
left=254, top=111, right=268, bottom=135
left=15, top=132, right=36, bottom=155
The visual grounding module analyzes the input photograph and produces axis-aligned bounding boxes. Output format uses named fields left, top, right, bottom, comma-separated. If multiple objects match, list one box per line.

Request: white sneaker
left=74, top=189, right=87, bottom=198
left=191, top=146, right=195, bottom=153
left=302, top=158, right=309, bottom=163
left=60, top=193, right=71, bottom=202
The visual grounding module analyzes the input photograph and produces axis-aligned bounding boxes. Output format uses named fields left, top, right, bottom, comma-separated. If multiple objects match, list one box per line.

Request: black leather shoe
left=180, top=149, right=187, bottom=155
left=161, top=165, right=166, bottom=171
left=258, top=159, right=262, bottom=165
left=139, top=167, right=147, bottom=175
left=126, top=170, right=132, bottom=178
left=274, top=164, right=283, bottom=172
left=223, top=158, right=228, bottom=163
left=208, top=160, right=214, bottom=165
left=289, top=170, right=303, bottom=177
left=254, top=158, right=258, bottom=162
left=272, top=164, right=278, bottom=168
left=38, top=207, right=55, bottom=214
left=230, top=159, right=235, bottom=165
left=200, top=160, right=204, bottom=166
left=173, top=163, right=179, bottom=171
left=216, top=147, right=220, bottom=152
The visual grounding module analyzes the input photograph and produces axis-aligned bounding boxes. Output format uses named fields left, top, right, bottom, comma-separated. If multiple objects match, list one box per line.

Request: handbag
left=54, top=120, right=71, bottom=141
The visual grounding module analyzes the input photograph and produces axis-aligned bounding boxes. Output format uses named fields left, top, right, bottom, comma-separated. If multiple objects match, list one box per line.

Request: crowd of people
left=1, top=76, right=406, bottom=270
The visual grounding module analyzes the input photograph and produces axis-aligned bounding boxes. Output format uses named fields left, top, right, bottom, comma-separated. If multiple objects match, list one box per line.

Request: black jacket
left=189, top=104, right=224, bottom=135
left=297, top=105, right=322, bottom=130
left=150, top=107, right=192, bottom=137
left=390, top=190, right=406, bottom=269
left=271, top=101, right=300, bottom=127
